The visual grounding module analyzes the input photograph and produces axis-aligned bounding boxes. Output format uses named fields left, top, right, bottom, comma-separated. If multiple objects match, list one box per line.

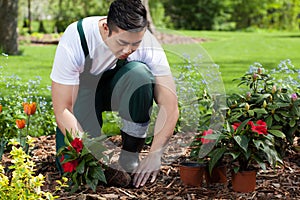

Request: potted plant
left=205, top=61, right=299, bottom=192
left=189, top=129, right=227, bottom=185
left=228, top=61, right=300, bottom=156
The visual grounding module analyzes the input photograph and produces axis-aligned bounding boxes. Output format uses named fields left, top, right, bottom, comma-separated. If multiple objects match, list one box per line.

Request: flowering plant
left=227, top=61, right=300, bottom=155
left=190, top=129, right=215, bottom=163
left=57, top=131, right=108, bottom=193
left=192, top=61, right=299, bottom=173
left=226, top=119, right=282, bottom=172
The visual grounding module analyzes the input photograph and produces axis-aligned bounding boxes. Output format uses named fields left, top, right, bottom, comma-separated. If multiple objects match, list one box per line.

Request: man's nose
left=122, top=45, right=132, bottom=53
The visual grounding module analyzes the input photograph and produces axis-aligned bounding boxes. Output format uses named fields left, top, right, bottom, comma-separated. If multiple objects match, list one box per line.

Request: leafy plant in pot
left=222, top=119, right=283, bottom=192
left=189, top=129, right=227, bottom=185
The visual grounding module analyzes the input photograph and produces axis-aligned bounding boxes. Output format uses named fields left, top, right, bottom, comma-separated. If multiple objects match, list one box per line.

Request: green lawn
left=1, top=31, right=299, bottom=96
left=1, top=45, right=57, bottom=96
left=178, top=31, right=300, bottom=93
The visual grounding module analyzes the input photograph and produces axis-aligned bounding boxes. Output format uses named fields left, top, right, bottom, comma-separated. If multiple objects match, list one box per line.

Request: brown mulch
left=2, top=134, right=299, bottom=200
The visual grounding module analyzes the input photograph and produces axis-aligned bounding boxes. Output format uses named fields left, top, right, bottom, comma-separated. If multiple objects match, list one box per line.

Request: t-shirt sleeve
left=128, top=30, right=171, bottom=76
left=50, top=23, right=84, bottom=85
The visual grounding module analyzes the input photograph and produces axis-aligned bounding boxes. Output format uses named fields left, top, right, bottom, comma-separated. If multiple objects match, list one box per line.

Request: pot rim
left=180, top=162, right=206, bottom=167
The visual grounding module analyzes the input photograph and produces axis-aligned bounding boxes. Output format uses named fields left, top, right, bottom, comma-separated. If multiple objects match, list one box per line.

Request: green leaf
left=253, top=108, right=268, bottom=114
left=93, top=166, right=107, bottom=183
left=234, top=135, right=250, bottom=153
left=208, top=147, right=226, bottom=175
left=253, top=139, right=263, bottom=150
left=265, top=116, right=273, bottom=127
left=228, top=152, right=239, bottom=160
left=76, top=159, right=85, bottom=174
left=289, top=119, right=296, bottom=127
left=65, top=130, right=74, bottom=143
left=273, top=114, right=281, bottom=122
left=253, top=154, right=266, bottom=171
left=87, top=161, right=98, bottom=167
left=268, top=130, right=286, bottom=138
left=81, top=147, right=90, bottom=157
left=86, top=178, right=97, bottom=192
left=236, top=119, right=251, bottom=133
left=247, top=110, right=254, bottom=116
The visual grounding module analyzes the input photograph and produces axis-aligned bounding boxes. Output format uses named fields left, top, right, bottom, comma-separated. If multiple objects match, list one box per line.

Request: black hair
left=107, top=0, right=148, bottom=35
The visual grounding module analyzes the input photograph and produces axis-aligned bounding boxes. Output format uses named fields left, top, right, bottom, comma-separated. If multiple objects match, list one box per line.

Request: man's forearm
left=55, top=108, right=83, bottom=137
left=149, top=105, right=179, bottom=155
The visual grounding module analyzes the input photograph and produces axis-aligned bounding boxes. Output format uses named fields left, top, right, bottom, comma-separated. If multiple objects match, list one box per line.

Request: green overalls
left=55, top=19, right=155, bottom=173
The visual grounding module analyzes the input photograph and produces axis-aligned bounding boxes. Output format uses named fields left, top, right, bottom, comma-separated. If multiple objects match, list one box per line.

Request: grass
left=178, top=30, right=300, bottom=93
left=1, top=45, right=57, bottom=96
left=1, top=31, right=300, bottom=97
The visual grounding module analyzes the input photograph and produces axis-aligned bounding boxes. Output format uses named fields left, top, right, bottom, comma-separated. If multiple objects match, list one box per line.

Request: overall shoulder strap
left=77, top=19, right=89, bottom=57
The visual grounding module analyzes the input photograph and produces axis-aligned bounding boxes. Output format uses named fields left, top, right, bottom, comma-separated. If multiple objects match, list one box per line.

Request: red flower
left=71, top=138, right=83, bottom=153
left=16, top=119, right=26, bottom=129
left=62, top=159, right=79, bottom=173
left=23, top=102, right=37, bottom=115
left=232, top=122, right=241, bottom=131
left=0, top=104, right=2, bottom=113
left=201, top=129, right=214, bottom=144
left=60, top=154, right=79, bottom=173
left=251, top=120, right=268, bottom=135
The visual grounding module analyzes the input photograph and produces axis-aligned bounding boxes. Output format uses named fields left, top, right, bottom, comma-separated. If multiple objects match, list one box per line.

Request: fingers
left=150, top=170, right=159, bottom=183
left=133, top=170, right=158, bottom=188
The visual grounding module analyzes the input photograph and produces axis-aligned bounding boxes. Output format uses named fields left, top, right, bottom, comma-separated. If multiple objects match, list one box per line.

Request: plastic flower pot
left=232, top=170, right=256, bottom=193
left=206, top=165, right=227, bottom=184
left=179, top=162, right=206, bottom=187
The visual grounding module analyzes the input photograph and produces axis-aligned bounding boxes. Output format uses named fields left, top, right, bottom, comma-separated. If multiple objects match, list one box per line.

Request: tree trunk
left=0, top=0, right=19, bottom=55
left=28, top=0, right=32, bottom=33
left=141, top=0, right=156, bottom=34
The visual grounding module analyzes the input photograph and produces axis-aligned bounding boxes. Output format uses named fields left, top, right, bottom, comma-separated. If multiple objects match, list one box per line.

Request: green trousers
left=56, top=61, right=155, bottom=173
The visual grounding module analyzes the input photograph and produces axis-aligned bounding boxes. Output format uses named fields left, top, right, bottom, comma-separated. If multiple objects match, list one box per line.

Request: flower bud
left=246, top=92, right=251, bottom=100
left=291, top=93, right=298, bottom=102
left=257, top=68, right=262, bottom=74
left=263, top=100, right=267, bottom=108
left=271, top=85, right=276, bottom=94
left=271, top=109, right=275, bottom=115
left=245, top=103, right=250, bottom=111
left=252, top=73, right=258, bottom=81
left=269, top=95, right=273, bottom=102
left=278, top=87, right=282, bottom=93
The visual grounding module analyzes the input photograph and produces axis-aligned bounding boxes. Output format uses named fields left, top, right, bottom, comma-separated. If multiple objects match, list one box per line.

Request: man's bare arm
left=51, top=81, right=83, bottom=136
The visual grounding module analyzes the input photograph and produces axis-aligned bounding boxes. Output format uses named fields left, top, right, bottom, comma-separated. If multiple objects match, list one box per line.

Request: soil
left=2, top=134, right=300, bottom=200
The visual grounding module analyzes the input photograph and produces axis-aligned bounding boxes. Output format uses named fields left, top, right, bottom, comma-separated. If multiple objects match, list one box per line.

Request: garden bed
left=2, top=134, right=299, bottom=199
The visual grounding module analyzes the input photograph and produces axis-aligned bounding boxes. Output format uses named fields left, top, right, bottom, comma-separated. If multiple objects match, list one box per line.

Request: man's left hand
left=132, top=152, right=161, bottom=187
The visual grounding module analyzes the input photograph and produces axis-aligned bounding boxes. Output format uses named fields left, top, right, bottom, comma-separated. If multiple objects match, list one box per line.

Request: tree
left=0, top=0, right=19, bottom=55
left=141, top=0, right=156, bottom=33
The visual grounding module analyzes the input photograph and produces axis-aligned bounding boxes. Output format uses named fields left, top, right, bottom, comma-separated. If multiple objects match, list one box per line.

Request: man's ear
left=103, top=23, right=109, bottom=33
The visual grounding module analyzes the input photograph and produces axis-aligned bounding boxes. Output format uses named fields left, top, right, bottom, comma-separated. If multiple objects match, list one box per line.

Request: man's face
left=106, top=27, right=146, bottom=59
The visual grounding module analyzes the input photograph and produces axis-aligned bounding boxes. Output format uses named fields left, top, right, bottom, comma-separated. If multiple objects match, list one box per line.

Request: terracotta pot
left=206, top=165, right=227, bottom=184
left=179, top=162, right=206, bottom=187
left=232, top=171, right=256, bottom=193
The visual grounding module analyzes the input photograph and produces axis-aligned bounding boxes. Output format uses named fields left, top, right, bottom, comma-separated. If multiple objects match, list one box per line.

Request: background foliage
left=16, top=0, right=300, bottom=33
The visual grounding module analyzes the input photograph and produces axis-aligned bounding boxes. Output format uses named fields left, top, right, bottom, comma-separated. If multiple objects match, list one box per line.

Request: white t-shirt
left=50, top=16, right=171, bottom=85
